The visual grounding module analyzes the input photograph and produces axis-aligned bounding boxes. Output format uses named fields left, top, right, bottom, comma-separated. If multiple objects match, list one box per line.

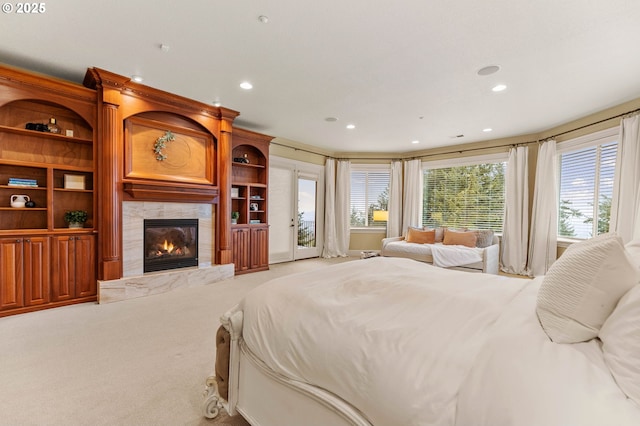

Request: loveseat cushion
left=443, top=229, right=477, bottom=248
left=406, top=227, right=435, bottom=244
left=473, top=229, right=495, bottom=248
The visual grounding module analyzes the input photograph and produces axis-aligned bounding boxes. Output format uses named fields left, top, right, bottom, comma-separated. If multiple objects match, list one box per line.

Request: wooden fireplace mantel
left=122, top=181, right=219, bottom=203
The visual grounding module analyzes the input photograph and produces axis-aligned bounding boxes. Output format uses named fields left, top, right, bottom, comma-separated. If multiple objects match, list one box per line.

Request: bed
left=204, top=233, right=640, bottom=426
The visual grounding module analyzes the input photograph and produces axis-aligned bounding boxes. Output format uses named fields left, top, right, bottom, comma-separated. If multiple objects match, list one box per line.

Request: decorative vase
left=69, top=222, right=84, bottom=229
left=10, top=194, right=30, bottom=208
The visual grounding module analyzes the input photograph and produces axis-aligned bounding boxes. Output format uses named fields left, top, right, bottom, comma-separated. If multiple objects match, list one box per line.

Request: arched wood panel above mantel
left=121, top=112, right=220, bottom=203
left=123, top=113, right=215, bottom=186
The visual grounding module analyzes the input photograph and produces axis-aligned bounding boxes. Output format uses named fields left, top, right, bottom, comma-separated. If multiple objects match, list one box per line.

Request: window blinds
left=422, top=163, right=506, bottom=231
left=558, top=141, right=617, bottom=238
left=350, top=170, right=390, bottom=227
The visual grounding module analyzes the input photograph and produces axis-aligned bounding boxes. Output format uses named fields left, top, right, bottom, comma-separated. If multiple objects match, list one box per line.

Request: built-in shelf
left=232, top=162, right=266, bottom=169
left=0, top=207, right=47, bottom=211
left=0, top=67, right=98, bottom=316
left=0, top=124, right=93, bottom=144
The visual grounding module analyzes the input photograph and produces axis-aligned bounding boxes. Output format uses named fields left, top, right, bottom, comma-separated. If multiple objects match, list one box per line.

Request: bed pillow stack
left=597, top=238, right=640, bottom=406
left=599, top=284, right=640, bottom=406
left=536, top=233, right=638, bottom=344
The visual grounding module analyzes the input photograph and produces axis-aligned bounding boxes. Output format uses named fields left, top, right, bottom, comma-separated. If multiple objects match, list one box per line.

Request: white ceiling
left=2, top=0, right=640, bottom=154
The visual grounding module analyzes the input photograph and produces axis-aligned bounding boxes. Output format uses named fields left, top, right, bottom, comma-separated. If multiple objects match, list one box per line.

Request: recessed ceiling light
left=212, top=100, right=221, bottom=107
left=131, top=75, right=143, bottom=83
left=240, top=81, right=253, bottom=90
left=492, top=84, right=507, bottom=92
left=412, top=140, right=420, bottom=144
left=483, top=128, right=493, bottom=132
left=160, top=44, right=170, bottom=52
left=346, top=124, right=355, bottom=129
left=477, top=65, right=500, bottom=76
left=325, top=117, right=338, bottom=122
left=258, top=15, right=269, bottom=23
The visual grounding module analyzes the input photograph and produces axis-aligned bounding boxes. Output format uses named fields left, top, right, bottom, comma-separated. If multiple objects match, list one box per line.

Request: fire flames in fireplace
left=148, top=233, right=189, bottom=259
left=144, top=219, right=198, bottom=273
left=156, top=239, right=182, bottom=256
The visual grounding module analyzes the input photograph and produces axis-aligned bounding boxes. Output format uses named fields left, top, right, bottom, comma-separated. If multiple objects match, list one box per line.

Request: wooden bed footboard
left=215, top=325, right=231, bottom=400
left=204, top=307, right=244, bottom=419
left=204, top=306, right=372, bottom=425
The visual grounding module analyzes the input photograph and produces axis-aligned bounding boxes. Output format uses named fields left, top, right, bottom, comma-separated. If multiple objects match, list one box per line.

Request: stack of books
left=8, top=178, right=38, bottom=187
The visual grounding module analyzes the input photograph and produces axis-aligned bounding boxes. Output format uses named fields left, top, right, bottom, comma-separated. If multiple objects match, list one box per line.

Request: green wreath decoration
left=153, top=130, right=175, bottom=161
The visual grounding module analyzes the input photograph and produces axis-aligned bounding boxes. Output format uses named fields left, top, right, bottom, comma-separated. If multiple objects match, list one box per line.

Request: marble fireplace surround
left=98, top=201, right=233, bottom=303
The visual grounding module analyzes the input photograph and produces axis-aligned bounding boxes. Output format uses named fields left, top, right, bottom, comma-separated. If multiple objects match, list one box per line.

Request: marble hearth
left=98, top=201, right=233, bottom=303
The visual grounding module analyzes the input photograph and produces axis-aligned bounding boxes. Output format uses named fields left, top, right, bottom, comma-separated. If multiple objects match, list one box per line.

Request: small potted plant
left=64, top=210, right=88, bottom=228
left=231, top=211, right=240, bottom=224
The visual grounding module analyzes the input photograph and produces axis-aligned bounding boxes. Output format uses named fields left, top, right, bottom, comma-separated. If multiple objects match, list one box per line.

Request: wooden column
left=86, top=70, right=127, bottom=280
left=217, top=118, right=234, bottom=265
left=99, top=101, right=123, bottom=279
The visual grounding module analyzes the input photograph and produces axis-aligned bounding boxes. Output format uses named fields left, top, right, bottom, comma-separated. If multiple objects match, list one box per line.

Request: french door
left=269, top=158, right=323, bottom=263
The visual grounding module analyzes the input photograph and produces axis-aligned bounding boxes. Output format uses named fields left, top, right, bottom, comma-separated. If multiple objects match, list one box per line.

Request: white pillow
left=625, top=239, right=640, bottom=272
left=600, top=285, right=640, bottom=405
left=536, top=233, right=638, bottom=343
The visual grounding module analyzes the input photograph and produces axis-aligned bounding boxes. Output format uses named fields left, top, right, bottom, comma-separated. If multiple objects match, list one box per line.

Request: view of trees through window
left=422, top=163, right=506, bottom=231
left=350, top=170, right=390, bottom=227
left=558, top=141, right=616, bottom=239
left=347, top=142, right=617, bottom=238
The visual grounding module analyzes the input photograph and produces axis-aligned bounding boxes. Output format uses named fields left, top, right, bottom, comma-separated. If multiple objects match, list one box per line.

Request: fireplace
left=144, top=219, right=198, bottom=273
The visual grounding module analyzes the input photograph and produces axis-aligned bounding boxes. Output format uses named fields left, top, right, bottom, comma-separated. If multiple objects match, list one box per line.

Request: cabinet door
left=250, top=227, right=269, bottom=270
left=231, top=227, right=250, bottom=272
left=23, top=237, right=50, bottom=306
left=51, top=235, right=74, bottom=301
left=0, top=238, right=24, bottom=310
left=74, top=235, right=96, bottom=298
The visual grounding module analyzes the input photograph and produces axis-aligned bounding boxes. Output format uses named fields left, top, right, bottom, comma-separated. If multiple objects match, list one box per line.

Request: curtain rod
left=270, top=140, right=400, bottom=161
left=541, top=107, right=640, bottom=142
left=414, top=141, right=534, bottom=160
left=270, top=140, right=328, bottom=157
left=271, top=106, right=640, bottom=161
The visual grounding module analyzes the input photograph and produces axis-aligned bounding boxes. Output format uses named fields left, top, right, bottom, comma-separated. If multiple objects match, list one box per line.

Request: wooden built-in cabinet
left=231, top=226, right=251, bottom=273
left=51, top=234, right=96, bottom=301
left=0, top=64, right=98, bottom=317
left=231, top=128, right=272, bottom=274
left=0, top=64, right=275, bottom=315
left=250, top=226, right=269, bottom=270
left=0, top=236, right=50, bottom=310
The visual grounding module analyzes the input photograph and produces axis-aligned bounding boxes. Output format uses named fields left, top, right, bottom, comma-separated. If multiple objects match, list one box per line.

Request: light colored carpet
left=0, top=256, right=354, bottom=426
left=209, top=412, right=251, bottom=426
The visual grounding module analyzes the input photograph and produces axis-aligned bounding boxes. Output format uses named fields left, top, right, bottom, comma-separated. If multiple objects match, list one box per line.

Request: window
left=557, top=129, right=618, bottom=239
left=422, top=155, right=507, bottom=232
left=350, top=166, right=390, bottom=228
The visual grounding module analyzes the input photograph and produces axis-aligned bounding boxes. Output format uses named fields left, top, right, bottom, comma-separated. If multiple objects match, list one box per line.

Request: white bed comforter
left=239, top=257, right=640, bottom=426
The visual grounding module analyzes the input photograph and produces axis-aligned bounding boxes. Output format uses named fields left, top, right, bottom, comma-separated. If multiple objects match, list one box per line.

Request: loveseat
left=381, top=227, right=500, bottom=274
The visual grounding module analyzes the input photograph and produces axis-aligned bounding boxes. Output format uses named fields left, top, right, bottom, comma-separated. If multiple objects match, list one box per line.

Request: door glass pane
left=298, top=178, right=316, bottom=248
left=269, top=165, right=295, bottom=262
